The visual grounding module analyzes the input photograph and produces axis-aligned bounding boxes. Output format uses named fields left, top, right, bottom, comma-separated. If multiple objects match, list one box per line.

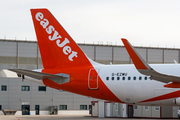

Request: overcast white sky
left=0, top=0, right=180, bottom=48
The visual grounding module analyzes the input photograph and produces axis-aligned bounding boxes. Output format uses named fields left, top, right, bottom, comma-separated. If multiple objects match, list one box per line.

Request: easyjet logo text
left=35, top=12, right=78, bottom=61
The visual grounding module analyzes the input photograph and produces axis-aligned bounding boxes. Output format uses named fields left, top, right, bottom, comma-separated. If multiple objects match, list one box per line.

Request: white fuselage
left=97, top=64, right=180, bottom=106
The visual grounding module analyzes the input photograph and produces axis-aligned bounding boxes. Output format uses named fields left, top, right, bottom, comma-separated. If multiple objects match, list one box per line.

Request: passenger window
left=128, top=77, right=131, bottom=80
left=106, top=77, right=109, bottom=80
left=139, top=76, right=142, bottom=80
left=122, top=77, right=125, bottom=80
left=117, top=77, right=120, bottom=80
left=133, top=77, right=136, bottom=80
left=144, top=76, right=147, bottom=80
left=112, top=77, right=114, bottom=80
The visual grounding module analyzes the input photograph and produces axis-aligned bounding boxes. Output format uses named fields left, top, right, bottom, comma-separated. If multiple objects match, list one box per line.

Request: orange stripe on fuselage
left=42, top=67, right=123, bottom=103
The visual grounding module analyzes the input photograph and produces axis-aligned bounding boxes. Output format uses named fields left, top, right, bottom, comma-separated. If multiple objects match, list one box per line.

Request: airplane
left=5, top=8, right=180, bottom=106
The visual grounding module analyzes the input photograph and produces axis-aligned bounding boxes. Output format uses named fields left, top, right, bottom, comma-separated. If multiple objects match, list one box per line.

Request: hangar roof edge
left=0, top=39, right=179, bottom=50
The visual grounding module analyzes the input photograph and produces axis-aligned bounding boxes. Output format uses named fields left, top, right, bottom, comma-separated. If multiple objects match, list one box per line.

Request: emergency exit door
left=88, top=68, right=99, bottom=90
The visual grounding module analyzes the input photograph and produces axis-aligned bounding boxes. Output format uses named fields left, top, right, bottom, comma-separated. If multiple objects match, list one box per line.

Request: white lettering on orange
left=46, top=25, right=54, bottom=34
left=35, top=12, right=43, bottom=21
left=40, top=19, right=49, bottom=28
left=68, top=51, right=78, bottom=61
left=49, top=30, right=61, bottom=41
left=56, top=38, right=69, bottom=48
left=35, top=12, right=78, bottom=61
left=63, top=46, right=71, bottom=55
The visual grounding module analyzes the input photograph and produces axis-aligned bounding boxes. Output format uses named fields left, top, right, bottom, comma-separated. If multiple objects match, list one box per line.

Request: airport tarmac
left=0, top=115, right=179, bottom=120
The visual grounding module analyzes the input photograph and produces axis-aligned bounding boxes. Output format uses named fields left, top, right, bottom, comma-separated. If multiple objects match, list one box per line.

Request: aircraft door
left=88, top=68, right=99, bottom=90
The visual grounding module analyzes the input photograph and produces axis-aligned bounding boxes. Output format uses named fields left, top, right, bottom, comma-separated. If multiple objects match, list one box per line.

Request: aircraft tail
left=30, top=8, right=92, bottom=69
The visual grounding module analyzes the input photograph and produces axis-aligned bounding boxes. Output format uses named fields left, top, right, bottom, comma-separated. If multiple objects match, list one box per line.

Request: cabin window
left=128, top=77, right=131, bottom=80
left=122, top=77, right=125, bottom=80
left=139, top=76, right=142, bottom=80
left=117, top=77, right=120, bottom=80
left=106, top=77, right=109, bottom=80
left=112, top=77, right=114, bottom=80
left=133, top=77, right=136, bottom=80
left=144, top=76, right=147, bottom=80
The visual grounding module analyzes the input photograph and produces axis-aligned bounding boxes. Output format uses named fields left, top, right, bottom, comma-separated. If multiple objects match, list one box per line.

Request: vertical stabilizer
left=31, top=8, right=92, bottom=69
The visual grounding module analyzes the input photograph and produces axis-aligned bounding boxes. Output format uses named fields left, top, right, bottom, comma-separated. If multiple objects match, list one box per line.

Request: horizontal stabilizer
left=8, top=69, right=69, bottom=84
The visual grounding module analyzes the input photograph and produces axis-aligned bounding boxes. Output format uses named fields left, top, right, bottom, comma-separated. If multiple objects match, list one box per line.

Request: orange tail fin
left=31, top=8, right=91, bottom=69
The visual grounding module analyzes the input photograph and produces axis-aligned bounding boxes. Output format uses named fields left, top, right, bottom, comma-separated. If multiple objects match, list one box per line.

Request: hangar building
left=0, top=39, right=179, bottom=117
